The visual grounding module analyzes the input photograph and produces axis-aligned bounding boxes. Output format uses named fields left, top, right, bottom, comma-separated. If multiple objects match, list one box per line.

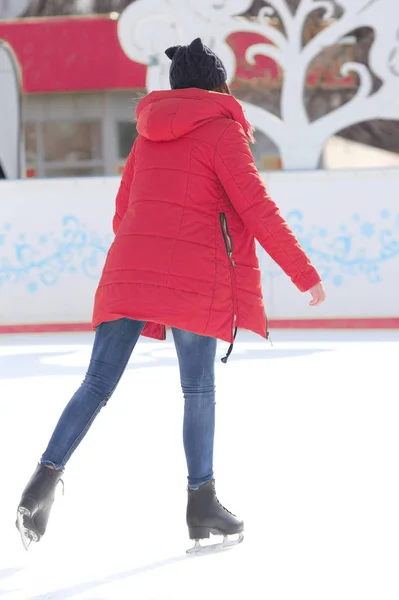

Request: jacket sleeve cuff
left=292, top=267, right=322, bottom=293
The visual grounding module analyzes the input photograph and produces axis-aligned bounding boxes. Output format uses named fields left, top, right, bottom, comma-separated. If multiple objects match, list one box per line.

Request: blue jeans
left=41, top=319, right=217, bottom=489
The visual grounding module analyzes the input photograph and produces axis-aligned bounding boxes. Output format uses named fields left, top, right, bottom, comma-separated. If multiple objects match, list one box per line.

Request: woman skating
left=16, top=38, right=325, bottom=552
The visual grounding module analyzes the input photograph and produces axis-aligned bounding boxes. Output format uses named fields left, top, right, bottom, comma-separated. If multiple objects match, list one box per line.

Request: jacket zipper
left=220, top=213, right=237, bottom=359
left=220, top=213, right=272, bottom=349
left=220, top=213, right=236, bottom=268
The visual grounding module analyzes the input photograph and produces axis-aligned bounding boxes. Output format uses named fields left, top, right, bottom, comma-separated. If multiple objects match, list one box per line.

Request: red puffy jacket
left=92, top=88, right=320, bottom=345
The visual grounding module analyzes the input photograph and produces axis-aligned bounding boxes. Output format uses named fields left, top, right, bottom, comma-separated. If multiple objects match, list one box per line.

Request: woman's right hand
left=309, top=282, right=326, bottom=306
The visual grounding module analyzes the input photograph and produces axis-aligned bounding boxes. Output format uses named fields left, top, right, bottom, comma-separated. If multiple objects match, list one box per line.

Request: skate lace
left=216, top=496, right=235, bottom=517
left=59, top=479, right=65, bottom=496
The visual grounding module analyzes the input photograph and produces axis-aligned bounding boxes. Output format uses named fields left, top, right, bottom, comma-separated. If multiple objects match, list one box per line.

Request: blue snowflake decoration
left=0, top=216, right=113, bottom=292
left=261, top=210, right=399, bottom=287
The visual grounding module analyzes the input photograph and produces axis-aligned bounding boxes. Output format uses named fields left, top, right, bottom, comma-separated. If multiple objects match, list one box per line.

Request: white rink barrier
left=1, top=169, right=399, bottom=330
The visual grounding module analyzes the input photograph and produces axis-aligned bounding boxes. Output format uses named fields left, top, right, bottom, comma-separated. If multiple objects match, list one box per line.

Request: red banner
left=0, top=16, right=354, bottom=94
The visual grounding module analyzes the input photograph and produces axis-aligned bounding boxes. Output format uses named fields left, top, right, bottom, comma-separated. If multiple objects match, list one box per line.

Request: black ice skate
left=186, top=480, right=244, bottom=553
left=16, top=463, right=64, bottom=550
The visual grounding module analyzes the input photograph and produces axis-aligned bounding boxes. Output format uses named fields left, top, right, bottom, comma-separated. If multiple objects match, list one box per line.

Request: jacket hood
left=136, top=88, right=253, bottom=142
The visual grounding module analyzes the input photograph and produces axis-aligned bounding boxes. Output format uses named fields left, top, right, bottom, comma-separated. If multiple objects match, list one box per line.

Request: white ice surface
left=1, top=329, right=399, bottom=600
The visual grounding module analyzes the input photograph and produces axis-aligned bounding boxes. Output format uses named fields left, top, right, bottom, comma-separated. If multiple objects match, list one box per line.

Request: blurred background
left=1, top=0, right=399, bottom=179
left=0, top=0, right=398, bottom=329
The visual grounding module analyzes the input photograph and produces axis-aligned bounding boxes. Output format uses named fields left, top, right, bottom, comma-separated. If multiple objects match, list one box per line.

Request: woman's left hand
left=309, top=282, right=326, bottom=307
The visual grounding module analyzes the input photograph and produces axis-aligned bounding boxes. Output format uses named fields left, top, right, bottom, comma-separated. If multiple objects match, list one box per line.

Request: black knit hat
left=165, top=37, right=227, bottom=91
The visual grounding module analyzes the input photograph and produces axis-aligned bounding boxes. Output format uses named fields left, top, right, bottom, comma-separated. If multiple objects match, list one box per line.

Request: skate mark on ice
left=0, top=567, right=23, bottom=595
left=0, top=347, right=333, bottom=380
left=27, top=552, right=214, bottom=600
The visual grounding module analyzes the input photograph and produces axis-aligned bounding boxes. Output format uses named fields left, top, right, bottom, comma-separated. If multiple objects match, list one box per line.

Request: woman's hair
left=212, top=82, right=231, bottom=94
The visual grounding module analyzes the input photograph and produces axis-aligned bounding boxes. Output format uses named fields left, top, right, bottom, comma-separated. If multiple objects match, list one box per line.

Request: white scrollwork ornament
left=118, top=0, right=252, bottom=90
left=118, top=0, right=399, bottom=169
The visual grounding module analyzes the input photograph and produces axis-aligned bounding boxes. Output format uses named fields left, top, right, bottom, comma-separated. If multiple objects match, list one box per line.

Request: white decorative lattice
left=118, top=0, right=399, bottom=169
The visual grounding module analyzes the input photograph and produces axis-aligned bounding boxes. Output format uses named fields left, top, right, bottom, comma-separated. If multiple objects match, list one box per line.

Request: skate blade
left=187, top=532, right=244, bottom=554
left=16, top=507, right=38, bottom=551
